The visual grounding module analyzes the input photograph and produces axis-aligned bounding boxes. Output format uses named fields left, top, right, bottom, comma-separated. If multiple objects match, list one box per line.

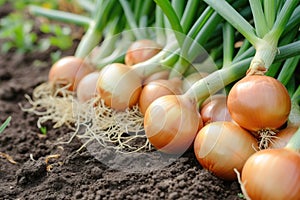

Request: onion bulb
left=96, top=63, right=142, bottom=111
left=269, top=126, right=298, bottom=149
left=144, top=95, right=202, bottom=154
left=200, top=94, right=232, bottom=125
left=139, top=78, right=182, bottom=114
left=125, top=39, right=162, bottom=66
left=194, top=121, right=258, bottom=180
left=76, top=71, right=100, bottom=103
left=227, top=75, right=291, bottom=131
left=48, top=56, right=94, bottom=91
left=241, top=148, right=300, bottom=200
left=143, top=70, right=170, bottom=85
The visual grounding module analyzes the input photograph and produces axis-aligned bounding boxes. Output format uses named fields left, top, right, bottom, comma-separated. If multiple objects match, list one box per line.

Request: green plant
left=0, top=0, right=77, bottom=54
left=0, top=116, right=11, bottom=134
left=39, top=126, right=47, bottom=135
left=0, top=13, right=38, bottom=53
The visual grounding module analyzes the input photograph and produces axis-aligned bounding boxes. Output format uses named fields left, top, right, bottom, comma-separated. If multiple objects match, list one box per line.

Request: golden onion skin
left=76, top=71, right=100, bottom=103
left=194, top=121, right=258, bottom=180
left=242, top=148, right=300, bottom=200
left=139, top=78, right=182, bottom=115
left=144, top=95, right=202, bottom=154
left=48, top=56, right=94, bottom=91
left=227, top=75, right=291, bottom=131
left=200, top=95, right=232, bottom=125
left=97, top=63, right=142, bottom=111
left=125, top=39, right=162, bottom=66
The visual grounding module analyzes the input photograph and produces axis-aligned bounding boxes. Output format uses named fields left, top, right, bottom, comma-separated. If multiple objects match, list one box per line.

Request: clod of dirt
left=0, top=68, right=12, bottom=81
left=16, top=159, right=47, bottom=185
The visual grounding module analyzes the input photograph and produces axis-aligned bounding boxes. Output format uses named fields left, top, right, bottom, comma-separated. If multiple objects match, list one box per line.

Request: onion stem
left=277, top=56, right=299, bottom=86
left=203, top=0, right=260, bottom=46
left=171, top=0, right=185, bottom=19
left=75, top=0, right=117, bottom=58
left=263, top=0, right=276, bottom=29
left=184, top=57, right=252, bottom=102
left=269, top=0, right=300, bottom=42
left=119, top=0, right=145, bottom=40
left=292, top=86, right=300, bottom=104
left=274, top=40, right=300, bottom=62
left=154, top=0, right=184, bottom=46
left=282, top=5, right=300, bottom=37
left=180, top=0, right=200, bottom=33
left=286, top=126, right=300, bottom=152
left=222, top=23, right=234, bottom=67
left=155, top=6, right=166, bottom=45
left=249, top=0, right=269, bottom=37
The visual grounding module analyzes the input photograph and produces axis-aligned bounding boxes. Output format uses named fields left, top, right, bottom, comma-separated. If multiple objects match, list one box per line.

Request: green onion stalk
left=152, top=7, right=220, bottom=78
left=288, top=85, right=300, bottom=127
left=286, top=125, right=300, bottom=153
left=155, top=0, right=250, bottom=79
left=74, top=0, right=118, bottom=58
left=153, top=0, right=219, bottom=78
left=203, top=0, right=299, bottom=75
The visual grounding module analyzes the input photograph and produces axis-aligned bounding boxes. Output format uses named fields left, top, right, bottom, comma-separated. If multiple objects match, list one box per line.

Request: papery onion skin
left=200, top=94, right=232, bottom=125
left=77, top=71, right=100, bottom=103
left=242, top=148, right=300, bottom=200
left=143, top=70, right=170, bottom=85
left=194, top=121, right=258, bottom=180
left=48, top=56, right=94, bottom=91
left=144, top=95, right=202, bottom=154
left=269, top=126, right=298, bottom=149
left=125, top=39, right=162, bottom=66
left=227, top=75, right=291, bottom=131
left=96, top=63, right=142, bottom=111
left=139, top=78, right=182, bottom=115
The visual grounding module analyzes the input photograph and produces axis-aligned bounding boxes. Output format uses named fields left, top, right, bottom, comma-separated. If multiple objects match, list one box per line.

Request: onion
left=76, top=71, right=100, bottom=103
left=227, top=75, right=291, bottom=131
left=48, top=56, right=94, bottom=91
left=143, top=70, right=170, bottom=85
left=139, top=78, right=182, bottom=114
left=125, top=39, right=162, bottom=66
left=194, top=121, right=258, bottom=180
left=200, top=94, right=232, bottom=125
left=241, top=148, right=300, bottom=200
left=269, top=126, right=298, bottom=149
left=144, top=95, right=202, bottom=154
left=182, top=72, right=208, bottom=93
left=96, top=63, right=142, bottom=111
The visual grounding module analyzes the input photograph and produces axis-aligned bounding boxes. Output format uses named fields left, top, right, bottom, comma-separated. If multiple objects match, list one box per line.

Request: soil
left=0, top=4, right=242, bottom=200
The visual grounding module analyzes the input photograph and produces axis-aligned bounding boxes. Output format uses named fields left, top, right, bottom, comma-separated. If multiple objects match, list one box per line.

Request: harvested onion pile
left=24, top=0, right=300, bottom=199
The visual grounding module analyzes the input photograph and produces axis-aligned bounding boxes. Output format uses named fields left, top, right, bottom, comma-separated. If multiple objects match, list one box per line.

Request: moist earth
left=0, top=4, right=242, bottom=200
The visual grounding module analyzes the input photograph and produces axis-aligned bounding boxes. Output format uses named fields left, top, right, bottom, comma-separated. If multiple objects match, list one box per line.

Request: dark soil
left=0, top=4, right=242, bottom=200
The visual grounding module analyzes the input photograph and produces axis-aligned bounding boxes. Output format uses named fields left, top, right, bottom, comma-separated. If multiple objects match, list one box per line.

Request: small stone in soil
left=16, top=159, right=47, bottom=185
